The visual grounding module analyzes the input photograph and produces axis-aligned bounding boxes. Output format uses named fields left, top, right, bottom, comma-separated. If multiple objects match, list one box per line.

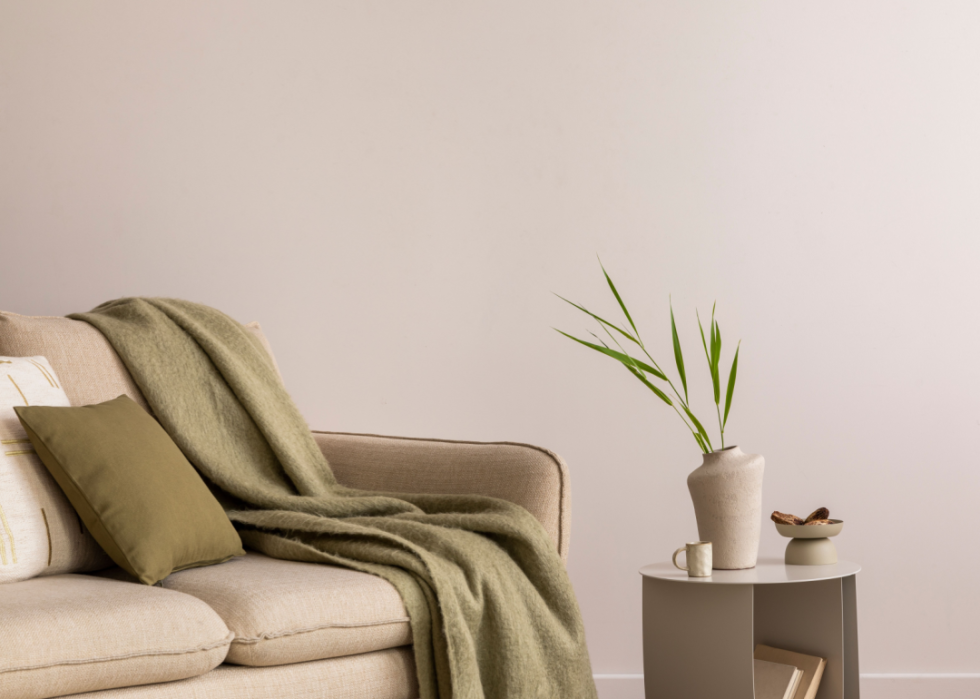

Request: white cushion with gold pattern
left=0, top=355, right=111, bottom=583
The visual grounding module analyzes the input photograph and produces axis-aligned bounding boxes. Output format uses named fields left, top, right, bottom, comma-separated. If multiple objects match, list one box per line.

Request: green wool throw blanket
left=72, top=298, right=597, bottom=699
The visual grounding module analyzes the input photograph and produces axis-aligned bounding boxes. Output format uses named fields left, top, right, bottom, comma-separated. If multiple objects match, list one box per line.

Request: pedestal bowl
left=775, top=519, right=843, bottom=565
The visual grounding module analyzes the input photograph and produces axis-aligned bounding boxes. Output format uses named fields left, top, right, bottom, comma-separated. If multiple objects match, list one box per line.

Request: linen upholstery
left=0, top=355, right=111, bottom=582
left=313, top=431, right=571, bottom=562
left=158, top=552, right=411, bottom=666
left=0, top=574, right=233, bottom=699
left=66, top=648, right=418, bottom=699
left=0, top=312, right=279, bottom=411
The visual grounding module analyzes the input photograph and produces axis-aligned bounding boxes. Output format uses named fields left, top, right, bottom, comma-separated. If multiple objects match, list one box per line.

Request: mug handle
left=672, top=546, right=688, bottom=571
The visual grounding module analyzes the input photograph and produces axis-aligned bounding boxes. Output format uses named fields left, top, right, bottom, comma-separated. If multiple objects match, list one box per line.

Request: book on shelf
left=753, top=658, right=803, bottom=699
left=754, top=644, right=827, bottom=699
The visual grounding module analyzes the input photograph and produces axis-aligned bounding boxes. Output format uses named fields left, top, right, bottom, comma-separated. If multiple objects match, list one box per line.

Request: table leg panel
left=842, top=575, right=860, bottom=698
left=642, top=577, right=754, bottom=699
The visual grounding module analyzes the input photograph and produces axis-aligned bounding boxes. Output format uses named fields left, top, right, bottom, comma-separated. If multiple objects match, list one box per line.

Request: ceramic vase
left=686, top=446, right=764, bottom=570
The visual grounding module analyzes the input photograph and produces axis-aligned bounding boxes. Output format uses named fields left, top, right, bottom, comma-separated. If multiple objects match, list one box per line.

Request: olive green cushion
left=14, top=395, right=244, bottom=585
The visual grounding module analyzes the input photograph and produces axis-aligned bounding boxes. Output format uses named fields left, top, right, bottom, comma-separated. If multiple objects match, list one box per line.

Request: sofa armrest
left=311, top=431, right=571, bottom=563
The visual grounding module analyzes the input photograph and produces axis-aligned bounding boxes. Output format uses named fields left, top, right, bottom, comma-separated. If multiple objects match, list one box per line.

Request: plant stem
left=672, top=403, right=707, bottom=453
left=716, top=403, right=725, bottom=449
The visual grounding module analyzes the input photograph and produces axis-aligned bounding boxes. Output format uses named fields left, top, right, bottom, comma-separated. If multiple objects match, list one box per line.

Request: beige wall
left=2, top=2, right=978, bottom=696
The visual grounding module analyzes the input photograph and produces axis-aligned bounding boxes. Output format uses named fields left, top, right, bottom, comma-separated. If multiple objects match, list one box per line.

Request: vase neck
left=701, top=445, right=744, bottom=467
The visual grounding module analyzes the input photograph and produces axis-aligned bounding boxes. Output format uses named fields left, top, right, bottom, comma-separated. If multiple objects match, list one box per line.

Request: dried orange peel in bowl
left=771, top=508, right=833, bottom=526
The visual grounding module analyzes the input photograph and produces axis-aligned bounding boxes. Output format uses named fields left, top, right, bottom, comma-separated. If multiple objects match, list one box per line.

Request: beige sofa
left=0, top=311, right=570, bottom=699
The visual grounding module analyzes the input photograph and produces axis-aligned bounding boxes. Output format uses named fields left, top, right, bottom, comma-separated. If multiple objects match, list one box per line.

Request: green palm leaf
left=598, top=258, right=640, bottom=341
left=554, top=329, right=667, bottom=379
left=590, top=333, right=674, bottom=405
left=554, top=294, right=639, bottom=346
left=623, top=363, right=673, bottom=406
left=670, top=298, right=688, bottom=404
left=723, top=341, right=740, bottom=428
left=710, top=308, right=721, bottom=405
left=697, top=310, right=710, bottom=363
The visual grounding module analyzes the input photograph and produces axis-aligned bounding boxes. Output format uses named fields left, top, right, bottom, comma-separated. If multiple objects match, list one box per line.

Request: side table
left=640, top=558, right=860, bottom=698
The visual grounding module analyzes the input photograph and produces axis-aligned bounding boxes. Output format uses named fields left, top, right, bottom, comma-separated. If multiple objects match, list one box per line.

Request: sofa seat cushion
left=0, top=574, right=233, bottom=699
left=66, top=647, right=417, bottom=699
left=159, top=552, right=412, bottom=667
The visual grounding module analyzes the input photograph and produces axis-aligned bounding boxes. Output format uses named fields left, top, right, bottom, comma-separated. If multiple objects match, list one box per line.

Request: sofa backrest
left=0, top=311, right=282, bottom=410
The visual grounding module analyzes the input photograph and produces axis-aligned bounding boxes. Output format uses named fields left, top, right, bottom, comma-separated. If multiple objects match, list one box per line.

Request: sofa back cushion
left=0, top=312, right=283, bottom=412
left=0, top=356, right=112, bottom=582
left=0, top=311, right=150, bottom=411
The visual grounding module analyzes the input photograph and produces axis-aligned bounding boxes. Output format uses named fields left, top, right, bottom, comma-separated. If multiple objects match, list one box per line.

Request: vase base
left=785, top=537, right=837, bottom=565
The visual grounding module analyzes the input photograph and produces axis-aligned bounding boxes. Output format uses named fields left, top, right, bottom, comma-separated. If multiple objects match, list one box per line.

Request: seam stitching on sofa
left=232, top=618, right=412, bottom=645
left=311, top=430, right=570, bottom=560
left=0, top=632, right=235, bottom=674
left=0, top=311, right=72, bottom=320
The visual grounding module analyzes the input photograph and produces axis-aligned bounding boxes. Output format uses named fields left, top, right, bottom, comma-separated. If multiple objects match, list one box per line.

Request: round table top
left=639, top=557, right=860, bottom=585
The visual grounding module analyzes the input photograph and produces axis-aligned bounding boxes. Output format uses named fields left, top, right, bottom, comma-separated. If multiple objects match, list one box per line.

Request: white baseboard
left=593, top=673, right=980, bottom=699
left=593, top=675, right=643, bottom=699
left=860, top=674, right=980, bottom=699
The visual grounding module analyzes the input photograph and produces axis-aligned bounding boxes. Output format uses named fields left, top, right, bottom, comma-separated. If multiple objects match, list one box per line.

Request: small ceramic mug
left=672, top=541, right=712, bottom=577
